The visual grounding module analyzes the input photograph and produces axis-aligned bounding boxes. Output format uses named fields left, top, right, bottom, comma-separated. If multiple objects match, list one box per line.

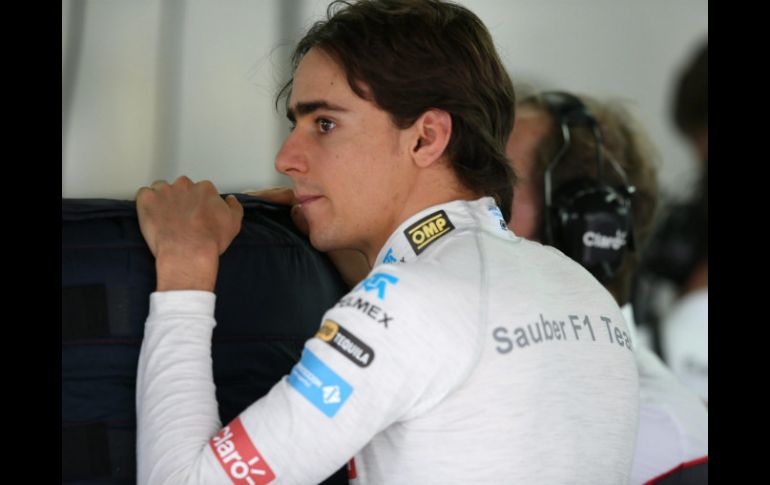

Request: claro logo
left=583, top=230, right=627, bottom=250
left=404, top=210, right=455, bottom=254
left=210, top=417, right=276, bottom=484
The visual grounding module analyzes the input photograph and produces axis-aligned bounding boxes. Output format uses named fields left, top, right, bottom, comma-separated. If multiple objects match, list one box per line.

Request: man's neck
left=362, top=167, right=481, bottom=266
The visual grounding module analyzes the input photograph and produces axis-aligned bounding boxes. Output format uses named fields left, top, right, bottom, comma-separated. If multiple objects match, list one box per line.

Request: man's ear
left=411, top=109, right=452, bottom=168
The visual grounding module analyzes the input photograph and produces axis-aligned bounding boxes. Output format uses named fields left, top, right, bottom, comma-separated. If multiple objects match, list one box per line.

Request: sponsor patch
left=336, top=296, right=394, bottom=328
left=210, top=417, right=276, bottom=484
left=288, top=349, right=353, bottom=417
left=316, top=320, right=375, bottom=367
left=356, top=272, right=399, bottom=300
left=383, top=248, right=398, bottom=264
left=488, top=206, right=508, bottom=231
left=583, top=229, right=627, bottom=250
left=404, top=210, right=455, bottom=254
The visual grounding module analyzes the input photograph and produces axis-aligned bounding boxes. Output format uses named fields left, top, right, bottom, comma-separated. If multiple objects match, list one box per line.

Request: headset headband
left=536, top=91, right=637, bottom=283
left=540, top=91, right=633, bottom=209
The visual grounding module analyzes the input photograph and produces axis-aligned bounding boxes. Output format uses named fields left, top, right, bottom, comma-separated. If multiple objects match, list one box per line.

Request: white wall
left=62, top=0, right=707, bottom=200
left=62, top=0, right=293, bottom=198
left=169, top=1, right=287, bottom=192
left=467, top=0, right=708, bottom=200
left=63, top=0, right=163, bottom=198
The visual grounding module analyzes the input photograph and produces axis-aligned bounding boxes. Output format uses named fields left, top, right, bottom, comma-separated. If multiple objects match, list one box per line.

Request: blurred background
left=61, top=0, right=707, bottom=200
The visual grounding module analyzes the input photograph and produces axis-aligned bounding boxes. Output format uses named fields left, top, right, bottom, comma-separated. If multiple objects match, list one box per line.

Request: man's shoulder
left=347, top=261, right=482, bottom=335
left=355, top=260, right=474, bottom=306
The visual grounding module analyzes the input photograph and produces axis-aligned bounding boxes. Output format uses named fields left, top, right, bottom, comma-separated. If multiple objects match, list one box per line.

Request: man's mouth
left=297, top=195, right=323, bottom=205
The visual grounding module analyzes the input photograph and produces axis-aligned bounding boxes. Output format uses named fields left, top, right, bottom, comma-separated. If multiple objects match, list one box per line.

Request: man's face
left=505, top=108, right=551, bottom=241
left=275, top=48, right=415, bottom=257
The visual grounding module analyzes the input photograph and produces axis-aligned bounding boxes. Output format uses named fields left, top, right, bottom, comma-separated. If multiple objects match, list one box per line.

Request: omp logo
left=323, top=385, right=341, bottom=404
left=404, top=210, right=455, bottom=254
left=583, top=230, right=627, bottom=250
left=210, top=417, right=276, bottom=485
left=316, top=320, right=376, bottom=367
left=383, top=248, right=398, bottom=263
left=357, top=272, right=399, bottom=300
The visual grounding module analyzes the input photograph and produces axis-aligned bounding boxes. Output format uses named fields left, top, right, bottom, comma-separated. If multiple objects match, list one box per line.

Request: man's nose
left=275, top=131, right=308, bottom=176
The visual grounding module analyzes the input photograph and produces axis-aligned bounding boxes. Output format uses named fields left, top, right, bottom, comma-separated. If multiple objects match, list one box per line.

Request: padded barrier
left=62, top=194, right=350, bottom=484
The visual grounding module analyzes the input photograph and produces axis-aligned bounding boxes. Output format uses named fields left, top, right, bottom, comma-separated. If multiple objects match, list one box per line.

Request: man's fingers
left=135, top=185, right=153, bottom=201
left=243, top=186, right=297, bottom=206
left=242, top=187, right=307, bottom=234
left=225, top=194, right=245, bottom=220
left=290, top=204, right=309, bottom=235
left=173, top=175, right=194, bottom=187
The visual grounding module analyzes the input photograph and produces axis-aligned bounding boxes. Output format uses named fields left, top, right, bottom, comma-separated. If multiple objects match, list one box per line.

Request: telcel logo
left=583, top=230, right=627, bottom=250
left=210, top=417, right=275, bottom=484
left=404, top=210, right=455, bottom=254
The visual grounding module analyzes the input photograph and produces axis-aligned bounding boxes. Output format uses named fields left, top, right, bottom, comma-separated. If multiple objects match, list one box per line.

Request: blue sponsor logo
left=383, top=248, right=398, bottom=264
left=488, top=206, right=507, bottom=231
left=288, top=349, right=353, bottom=417
left=356, top=272, right=399, bottom=300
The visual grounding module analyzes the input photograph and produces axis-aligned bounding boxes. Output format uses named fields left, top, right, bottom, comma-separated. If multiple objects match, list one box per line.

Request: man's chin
left=307, top=228, right=336, bottom=252
left=308, top=228, right=352, bottom=254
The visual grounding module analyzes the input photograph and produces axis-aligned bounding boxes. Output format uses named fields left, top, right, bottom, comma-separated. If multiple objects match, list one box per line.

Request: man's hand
left=245, top=187, right=371, bottom=288
left=136, top=176, right=243, bottom=292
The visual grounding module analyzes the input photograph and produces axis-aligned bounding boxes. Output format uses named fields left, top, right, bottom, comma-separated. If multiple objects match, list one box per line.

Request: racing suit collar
left=373, top=197, right=514, bottom=266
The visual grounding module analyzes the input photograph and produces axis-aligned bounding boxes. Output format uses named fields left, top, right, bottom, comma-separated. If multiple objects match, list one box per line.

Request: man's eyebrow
left=286, top=101, right=348, bottom=122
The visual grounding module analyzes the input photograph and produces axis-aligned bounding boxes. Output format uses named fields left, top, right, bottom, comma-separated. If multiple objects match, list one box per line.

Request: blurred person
left=505, top=90, right=708, bottom=484
left=133, top=1, right=639, bottom=483
left=654, top=42, right=708, bottom=403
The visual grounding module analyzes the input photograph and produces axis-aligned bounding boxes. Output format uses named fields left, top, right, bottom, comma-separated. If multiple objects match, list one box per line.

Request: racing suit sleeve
left=136, top=269, right=478, bottom=484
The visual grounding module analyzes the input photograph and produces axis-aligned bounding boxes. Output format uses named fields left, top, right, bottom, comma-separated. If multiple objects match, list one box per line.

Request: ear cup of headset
left=547, top=178, right=634, bottom=284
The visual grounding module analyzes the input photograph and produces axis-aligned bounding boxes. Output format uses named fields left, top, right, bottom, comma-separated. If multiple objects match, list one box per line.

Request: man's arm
left=134, top=176, right=243, bottom=483
left=136, top=239, right=475, bottom=483
left=136, top=276, right=473, bottom=483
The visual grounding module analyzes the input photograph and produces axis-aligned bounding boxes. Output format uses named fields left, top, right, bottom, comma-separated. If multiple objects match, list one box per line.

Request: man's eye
left=317, top=118, right=336, bottom=133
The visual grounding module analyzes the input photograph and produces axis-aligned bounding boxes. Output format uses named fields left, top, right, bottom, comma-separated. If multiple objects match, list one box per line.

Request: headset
left=539, top=91, right=636, bottom=284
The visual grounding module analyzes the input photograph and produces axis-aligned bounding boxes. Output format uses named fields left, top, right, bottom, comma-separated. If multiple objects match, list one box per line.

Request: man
left=505, top=90, right=708, bottom=484
left=657, top=42, right=708, bottom=403
left=135, top=2, right=639, bottom=483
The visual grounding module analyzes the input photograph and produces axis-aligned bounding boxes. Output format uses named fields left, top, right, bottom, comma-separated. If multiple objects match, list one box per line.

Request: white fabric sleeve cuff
left=148, top=290, right=217, bottom=319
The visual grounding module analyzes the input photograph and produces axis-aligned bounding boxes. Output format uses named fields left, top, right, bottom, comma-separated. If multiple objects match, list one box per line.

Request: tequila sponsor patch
left=316, top=320, right=375, bottom=367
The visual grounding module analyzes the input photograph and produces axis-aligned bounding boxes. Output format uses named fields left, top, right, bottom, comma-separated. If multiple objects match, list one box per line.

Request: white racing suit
left=137, top=197, right=639, bottom=484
